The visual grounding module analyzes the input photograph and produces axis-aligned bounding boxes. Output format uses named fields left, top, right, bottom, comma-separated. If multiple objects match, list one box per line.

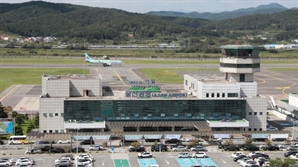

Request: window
left=55, top=130, right=58, bottom=133
left=174, top=114, right=178, bottom=117
left=254, top=112, right=257, bottom=115
left=249, top=112, right=252, bottom=115
left=61, top=113, right=64, bottom=117
left=240, top=74, right=245, bottom=82
left=217, top=93, right=220, bottom=97
left=49, top=113, right=53, bottom=117
left=185, top=80, right=188, bottom=86
left=43, top=130, right=47, bottom=133
left=259, top=128, right=262, bottom=131
left=206, top=93, right=209, bottom=98
left=211, top=93, right=214, bottom=97
left=254, top=128, right=257, bottom=131
left=222, top=93, right=225, bottom=97
left=161, top=114, right=165, bottom=117
left=260, top=112, right=263, bottom=115
left=147, top=114, right=152, bottom=117
left=55, top=113, right=58, bottom=116
left=43, top=113, right=47, bottom=117
left=61, top=130, right=64, bottom=133
left=49, top=130, right=52, bottom=133
left=228, top=93, right=238, bottom=97
left=248, top=128, right=251, bottom=131
left=134, top=114, right=139, bottom=117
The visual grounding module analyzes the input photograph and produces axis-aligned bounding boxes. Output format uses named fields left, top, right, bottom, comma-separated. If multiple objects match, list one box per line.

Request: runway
left=0, top=63, right=297, bottom=112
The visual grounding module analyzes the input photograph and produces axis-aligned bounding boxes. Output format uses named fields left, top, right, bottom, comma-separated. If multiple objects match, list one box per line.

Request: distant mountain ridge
left=146, top=3, right=291, bottom=20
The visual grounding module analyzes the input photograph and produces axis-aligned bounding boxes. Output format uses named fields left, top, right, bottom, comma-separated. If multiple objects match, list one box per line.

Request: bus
left=8, top=135, right=28, bottom=145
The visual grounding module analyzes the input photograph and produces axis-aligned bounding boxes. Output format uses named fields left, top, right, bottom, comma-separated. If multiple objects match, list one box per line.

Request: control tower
left=219, top=45, right=260, bottom=98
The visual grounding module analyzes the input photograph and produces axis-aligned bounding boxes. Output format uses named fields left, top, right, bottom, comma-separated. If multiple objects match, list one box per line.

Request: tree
left=15, top=114, right=24, bottom=125
left=269, top=158, right=298, bottom=167
left=265, top=139, right=272, bottom=146
left=11, top=111, right=18, bottom=118
left=33, top=115, right=39, bottom=128
left=0, top=103, right=8, bottom=118
left=189, top=138, right=201, bottom=147
left=24, top=113, right=29, bottom=120
left=244, top=137, right=253, bottom=146
left=15, top=126, right=23, bottom=135
left=26, top=122, right=35, bottom=134
left=130, top=141, right=140, bottom=147
left=224, top=139, right=234, bottom=146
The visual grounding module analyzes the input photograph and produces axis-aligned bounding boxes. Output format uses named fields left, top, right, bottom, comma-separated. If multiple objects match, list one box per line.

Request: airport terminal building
left=39, top=45, right=267, bottom=134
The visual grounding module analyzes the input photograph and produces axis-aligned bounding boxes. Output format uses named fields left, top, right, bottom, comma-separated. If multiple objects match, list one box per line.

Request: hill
left=147, top=3, right=289, bottom=20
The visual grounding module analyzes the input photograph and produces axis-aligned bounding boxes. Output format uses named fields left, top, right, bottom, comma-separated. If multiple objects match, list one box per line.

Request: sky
left=1, top=0, right=298, bottom=13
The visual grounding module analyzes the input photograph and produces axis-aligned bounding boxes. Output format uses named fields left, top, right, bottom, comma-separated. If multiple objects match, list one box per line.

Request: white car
left=16, top=157, right=35, bottom=165
left=231, top=152, right=244, bottom=158
left=0, top=160, right=11, bottom=166
left=289, top=154, right=298, bottom=160
left=192, top=152, right=207, bottom=158
left=75, top=158, right=93, bottom=166
left=239, top=159, right=253, bottom=167
left=172, top=146, right=189, bottom=152
left=278, top=143, right=290, bottom=149
left=178, top=152, right=190, bottom=158
left=179, top=137, right=190, bottom=142
left=267, top=127, right=278, bottom=131
left=15, top=159, right=32, bottom=166
left=54, top=157, right=72, bottom=165
left=89, top=145, right=105, bottom=151
left=138, top=151, right=153, bottom=158
left=242, top=160, right=257, bottom=167
left=0, top=158, right=14, bottom=166
left=57, top=140, right=71, bottom=144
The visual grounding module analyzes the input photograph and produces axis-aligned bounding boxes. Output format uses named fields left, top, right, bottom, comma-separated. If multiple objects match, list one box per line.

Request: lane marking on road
left=0, top=85, right=19, bottom=102
left=221, top=159, right=226, bottom=164
left=165, top=159, right=170, bottom=164
left=102, top=161, right=104, bottom=166
left=130, top=69, right=143, bottom=81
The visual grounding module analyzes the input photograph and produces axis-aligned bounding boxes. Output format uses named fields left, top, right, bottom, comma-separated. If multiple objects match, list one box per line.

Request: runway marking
left=254, top=77, right=266, bottom=84
left=114, top=70, right=127, bottom=86
left=109, top=82, right=116, bottom=84
left=130, top=69, right=143, bottom=81
left=0, top=85, right=20, bottom=102
left=262, top=73, right=296, bottom=96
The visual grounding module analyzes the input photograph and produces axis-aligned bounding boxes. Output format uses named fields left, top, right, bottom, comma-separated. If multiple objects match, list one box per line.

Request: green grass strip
left=267, top=68, right=298, bottom=71
left=0, top=68, right=89, bottom=92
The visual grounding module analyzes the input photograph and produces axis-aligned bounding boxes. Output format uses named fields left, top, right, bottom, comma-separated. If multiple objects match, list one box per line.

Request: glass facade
left=64, top=99, right=246, bottom=122
left=220, top=63, right=260, bottom=68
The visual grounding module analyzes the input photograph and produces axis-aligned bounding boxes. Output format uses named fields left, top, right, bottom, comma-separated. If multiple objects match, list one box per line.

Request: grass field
left=0, top=68, right=89, bottom=92
left=267, top=68, right=298, bottom=71
left=140, top=68, right=218, bottom=84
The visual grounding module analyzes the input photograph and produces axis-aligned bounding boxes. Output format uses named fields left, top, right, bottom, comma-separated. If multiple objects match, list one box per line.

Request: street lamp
left=291, top=119, right=296, bottom=140
left=76, top=127, right=80, bottom=167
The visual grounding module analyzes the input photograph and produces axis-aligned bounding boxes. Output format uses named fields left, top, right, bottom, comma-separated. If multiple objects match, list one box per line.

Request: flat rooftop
left=220, top=45, right=258, bottom=49
left=43, top=74, right=100, bottom=80
left=188, top=74, right=235, bottom=84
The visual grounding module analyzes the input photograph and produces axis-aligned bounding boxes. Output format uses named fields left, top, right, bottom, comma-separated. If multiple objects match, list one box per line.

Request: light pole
left=76, top=127, right=80, bottom=167
left=291, top=119, right=296, bottom=140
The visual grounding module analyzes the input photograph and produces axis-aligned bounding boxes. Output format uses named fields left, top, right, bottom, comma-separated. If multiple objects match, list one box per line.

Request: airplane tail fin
left=84, top=53, right=92, bottom=60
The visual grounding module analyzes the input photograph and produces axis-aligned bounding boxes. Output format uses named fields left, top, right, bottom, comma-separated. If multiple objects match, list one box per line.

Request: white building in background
left=184, top=45, right=267, bottom=131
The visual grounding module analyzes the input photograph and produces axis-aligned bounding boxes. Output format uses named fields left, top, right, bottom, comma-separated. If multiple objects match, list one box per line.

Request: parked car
left=287, top=145, right=298, bottom=151
left=233, top=155, right=247, bottom=162
left=224, top=146, right=240, bottom=151
left=267, top=127, right=278, bottom=131
left=80, top=140, right=95, bottom=145
left=50, top=148, right=65, bottom=153
left=289, top=154, right=298, bottom=160
left=231, top=152, right=244, bottom=158
left=172, top=146, right=189, bottom=152
left=89, top=145, right=105, bottom=151
left=170, top=143, right=186, bottom=149
left=0, top=140, right=4, bottom=145
left=178, top=152, right=190, bottom=158
left=57, top=140, right=71, bottom=144
left=25, top=148, right=41, bottom=154
left=190, top=146, right=207, bottom=152
left=137, top=151, right=153, bottom=158
left=128, top=146, right=146, bottom=152
left=284, top=151, right=298, bottom=157
left=151, top=144, right=168, bottom=152
left=262, top=145, right=279, bottom=151
left=243, top=145, right=260, bottom=151
left=192, top=152, right=207, bottom=158
left=40, top=145, right=54, bottom=151
left=278, top=143, right=290, bottom=149
left=145, top=139, right=160, bottom=142
left=165, top=138, right=180, bottom=144
left=179, top=137, right=191, bottom=142
left=68, top=147, right=85, bottom=153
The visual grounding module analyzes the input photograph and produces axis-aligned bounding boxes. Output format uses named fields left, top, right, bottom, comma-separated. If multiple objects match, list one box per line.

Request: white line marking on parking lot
left=102, top=162, right=104, bottom=166
left=43, top=159, right=45, bottom=163
left=221, top=159, right=226, bottom=164
left=166, top=159, right=170, bottom=164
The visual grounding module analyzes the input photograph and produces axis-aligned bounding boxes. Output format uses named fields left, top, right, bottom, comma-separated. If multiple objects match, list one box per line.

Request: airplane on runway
left=84, top=53, right=123, bottom=67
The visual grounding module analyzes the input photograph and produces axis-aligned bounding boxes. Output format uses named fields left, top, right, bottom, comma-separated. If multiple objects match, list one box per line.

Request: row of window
left=220, top=63, right=260, bottom=68
left=248, top=112, right=263, bottom=115
left=43, top=113, right=64, bottom=117
left=206, top=93, right=238, bottom=98
left=43, top=130, right=64, bottom=133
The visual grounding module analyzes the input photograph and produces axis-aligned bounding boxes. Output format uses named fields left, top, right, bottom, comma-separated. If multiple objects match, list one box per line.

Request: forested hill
left=0, top=1, right=297, bottom=41
left=0, top=1, right=209, bottom=40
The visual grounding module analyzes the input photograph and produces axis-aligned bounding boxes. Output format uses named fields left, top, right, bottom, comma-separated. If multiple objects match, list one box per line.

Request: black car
left=129, top=146, right=146, bottom=152
left=0, top=140, right=4, bottom=145
left=151, top=144, right=168, bottom=151
left=284, top=151, right=298, bottom=157
left=262, top=145, right=279, bottom=151
left=224, top=145, right=239, bottom=151
left=50, top=148, right=65, bottom=153
left=80, top=140, right=95, bottom=145
left=68, top=147, right=85, bottom=153
left=165, top=138, right=180, bottom=144
left=243, top=145, right=260, bottom=151
left=218, top=144, right=231, bottom=149
left=234, top=155, right=247, bottom=161
left=145, top=139, right=160, bottom=142
left=40, top=145, right=54, bottom=151
left=251, top=153, right=269, bottom=160
left=43, top=141, right=56, bottom=144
